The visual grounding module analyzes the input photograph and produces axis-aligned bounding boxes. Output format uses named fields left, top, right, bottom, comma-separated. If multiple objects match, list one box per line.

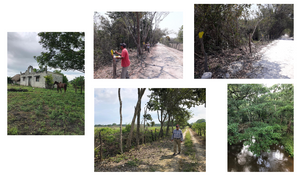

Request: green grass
left=7, top=85, right=84, bottom=135
left=183, top=130, right=196, bottom=157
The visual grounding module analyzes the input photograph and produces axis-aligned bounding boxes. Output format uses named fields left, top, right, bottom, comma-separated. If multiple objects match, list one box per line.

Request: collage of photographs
left=1, top=0, right=298, bottom=176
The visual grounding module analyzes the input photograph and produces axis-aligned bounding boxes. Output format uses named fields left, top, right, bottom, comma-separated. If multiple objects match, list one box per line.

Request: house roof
left=11, top=74, right=20, bottom=81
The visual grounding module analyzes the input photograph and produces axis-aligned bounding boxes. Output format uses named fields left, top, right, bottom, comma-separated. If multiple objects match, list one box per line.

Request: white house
left=20, top=65, right=63, bottom=88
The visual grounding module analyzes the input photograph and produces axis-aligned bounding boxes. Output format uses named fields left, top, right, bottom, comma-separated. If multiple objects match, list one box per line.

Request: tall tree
left=118, top=88, right=123, bottom=154
left=34, top=32, right=85, bottom=73
left=126, top=88, right=146, bottom=149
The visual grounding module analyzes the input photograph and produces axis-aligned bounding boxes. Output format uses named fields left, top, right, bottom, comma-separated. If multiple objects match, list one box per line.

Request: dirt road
left=95, top=128, right=206, bottom=172
left=130, top=43, right=183, bottom=79
left=247, top=35, right=294, bottom=79
left=94, top=43, right=183, bottom=79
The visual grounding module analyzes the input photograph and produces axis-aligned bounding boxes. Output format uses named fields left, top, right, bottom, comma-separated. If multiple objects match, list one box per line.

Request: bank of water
left=228, top=142, right=293, bottom=172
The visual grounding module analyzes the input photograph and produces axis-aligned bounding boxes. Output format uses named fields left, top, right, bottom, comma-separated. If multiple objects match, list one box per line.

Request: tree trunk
left=126, top=88, right=146, bottom=149
left=166, top=114, right=170, bottom=136
left=136, top=100, right=141, bottom=149
left=136, top=12, right=141, bottom=56
left=118, top=88, right=123, bottom=154
left=249, top=33, right=252, bottom=54
left=200, top=38, right=208, bottom=72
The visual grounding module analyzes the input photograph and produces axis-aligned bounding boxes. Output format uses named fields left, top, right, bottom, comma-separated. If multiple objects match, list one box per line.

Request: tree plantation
left=228, top=84, right=294, bottom=159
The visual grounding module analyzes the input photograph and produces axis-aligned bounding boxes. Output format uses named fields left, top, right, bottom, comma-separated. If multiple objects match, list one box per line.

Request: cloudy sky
left=94, top=88, right=206, bottom=125
left=7, top=32, right=84, bottom=81
left=97, top=12, right=183, bottom=38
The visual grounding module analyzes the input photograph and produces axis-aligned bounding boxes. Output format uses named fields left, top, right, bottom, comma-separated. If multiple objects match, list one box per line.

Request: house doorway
left=28, top=77, right=32, bottom=86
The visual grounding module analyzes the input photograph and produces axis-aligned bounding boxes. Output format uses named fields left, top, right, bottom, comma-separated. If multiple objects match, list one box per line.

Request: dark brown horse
left=53, top=81, right=67, bottom=93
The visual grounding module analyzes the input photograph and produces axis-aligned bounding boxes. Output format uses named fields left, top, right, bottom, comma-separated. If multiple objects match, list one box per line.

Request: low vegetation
left=7, top=84, right=84, bottom=135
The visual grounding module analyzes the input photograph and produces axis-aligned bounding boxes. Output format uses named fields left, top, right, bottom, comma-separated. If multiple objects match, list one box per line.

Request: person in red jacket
left=114, top=43, right=130, bottom=79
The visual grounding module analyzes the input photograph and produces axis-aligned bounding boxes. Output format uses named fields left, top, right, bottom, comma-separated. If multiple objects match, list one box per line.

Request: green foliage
left=177, top=25, right=183, bottom=43
left=195, top=4, right=294, bottom=54
left=44, top=74, right=53, bottom=88
left=228, top=84, right=294, bottom=156
left=94, top=12, right=168, bottom=69
left=53, top=70, right=68, bottom=83
left=7, top=76, right=12, bottom=84
left=34, top=32, right=85, bottom=73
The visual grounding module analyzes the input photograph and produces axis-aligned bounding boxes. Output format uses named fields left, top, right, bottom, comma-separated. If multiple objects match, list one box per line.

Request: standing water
left=228, top=141, right=293, bottom=172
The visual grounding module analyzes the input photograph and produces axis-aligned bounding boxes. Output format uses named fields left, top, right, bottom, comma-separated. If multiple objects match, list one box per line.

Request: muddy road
left=95, top=128, right=206, bottom=172
left=94, top=43, right=183, bottom=79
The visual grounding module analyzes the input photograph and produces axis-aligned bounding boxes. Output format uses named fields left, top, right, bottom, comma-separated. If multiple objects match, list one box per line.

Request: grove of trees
left=192, top=119, right=206, bottom=137
left=94, top=12, right=169, bottom=70
left=195, top=4, right=294, bottom=55
left=228, top=84, right=294, bottom=156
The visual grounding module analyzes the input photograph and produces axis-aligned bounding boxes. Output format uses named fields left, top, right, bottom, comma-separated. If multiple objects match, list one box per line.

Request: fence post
left=112, top=54, right=116, bottom=79
left=151, top=130, right=153, bottom=142
left=99, top=131, right=102, bottom=162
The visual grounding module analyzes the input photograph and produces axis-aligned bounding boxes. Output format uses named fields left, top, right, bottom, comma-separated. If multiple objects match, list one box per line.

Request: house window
left=23, top=77, right=25, bottom=81
left=36, top=76, right=40, bottom=82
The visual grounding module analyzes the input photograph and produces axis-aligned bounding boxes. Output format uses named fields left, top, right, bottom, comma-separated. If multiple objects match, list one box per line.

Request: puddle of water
left=228, top=141, right=293, bottom=172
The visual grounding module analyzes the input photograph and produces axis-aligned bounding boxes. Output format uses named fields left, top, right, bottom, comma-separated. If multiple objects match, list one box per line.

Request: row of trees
left=191, top=119, right=206, bottom=136
left=194, top=4, right=294, bottom=54
left=94, top=12, right=169, bottom=70
left=228, top=84, right=294, bottom=156
left=117, top=88, right=206, bottom=152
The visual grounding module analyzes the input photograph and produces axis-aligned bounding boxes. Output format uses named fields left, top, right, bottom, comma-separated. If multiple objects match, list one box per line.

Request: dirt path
left=130, top=43, right=183, bottom=79
left=94, top=43, right=183, bottom=79
left=188, top=128, right=206, bottom=171
left=95, top=128, right=205, bottom=172
left=247, top=35, right=294, bottom=79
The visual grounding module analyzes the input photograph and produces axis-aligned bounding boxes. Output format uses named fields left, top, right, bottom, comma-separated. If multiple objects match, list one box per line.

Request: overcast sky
left=97, top=12, right=183, bottom=38
left=94, top=88, right=206, bottom=125
left=7, top=32, right=84, bottom=81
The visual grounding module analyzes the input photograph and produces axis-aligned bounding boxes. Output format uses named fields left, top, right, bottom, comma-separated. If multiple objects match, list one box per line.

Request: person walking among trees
left=114, top=43, right=130, bottom=79
left=146, top=42, right=150, bottom=53
left=171, top=124, right=183, bottom=156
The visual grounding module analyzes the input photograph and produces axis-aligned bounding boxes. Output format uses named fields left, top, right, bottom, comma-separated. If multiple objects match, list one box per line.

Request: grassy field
left=7, top=84, right=84, bottom=135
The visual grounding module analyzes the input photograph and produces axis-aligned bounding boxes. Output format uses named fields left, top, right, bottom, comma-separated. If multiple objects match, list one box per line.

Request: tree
left=126, top=88, right=146, bottom=149
left=118, top=88, right=123, bottom=154
left=177, top=25, right=183, bottom=43
left=53, top=70, right=68, bottom=83
left=228, top=84, right=294, bottom=156
left=44, top=74, right=53, bottom=89
left=70, top=76, right=85, bottom=94
left=147, top=88, right=206, bottom=137
left=7, top=77, right=12, bottom=84
left=34, top=32, right=85, bottom=73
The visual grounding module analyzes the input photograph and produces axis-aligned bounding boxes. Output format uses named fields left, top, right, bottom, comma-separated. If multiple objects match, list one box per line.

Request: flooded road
left=228, top=142, right=293, bottom=172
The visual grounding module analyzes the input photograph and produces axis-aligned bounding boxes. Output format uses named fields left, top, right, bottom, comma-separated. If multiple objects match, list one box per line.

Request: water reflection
left=228, top=142, right=293, bottom=172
